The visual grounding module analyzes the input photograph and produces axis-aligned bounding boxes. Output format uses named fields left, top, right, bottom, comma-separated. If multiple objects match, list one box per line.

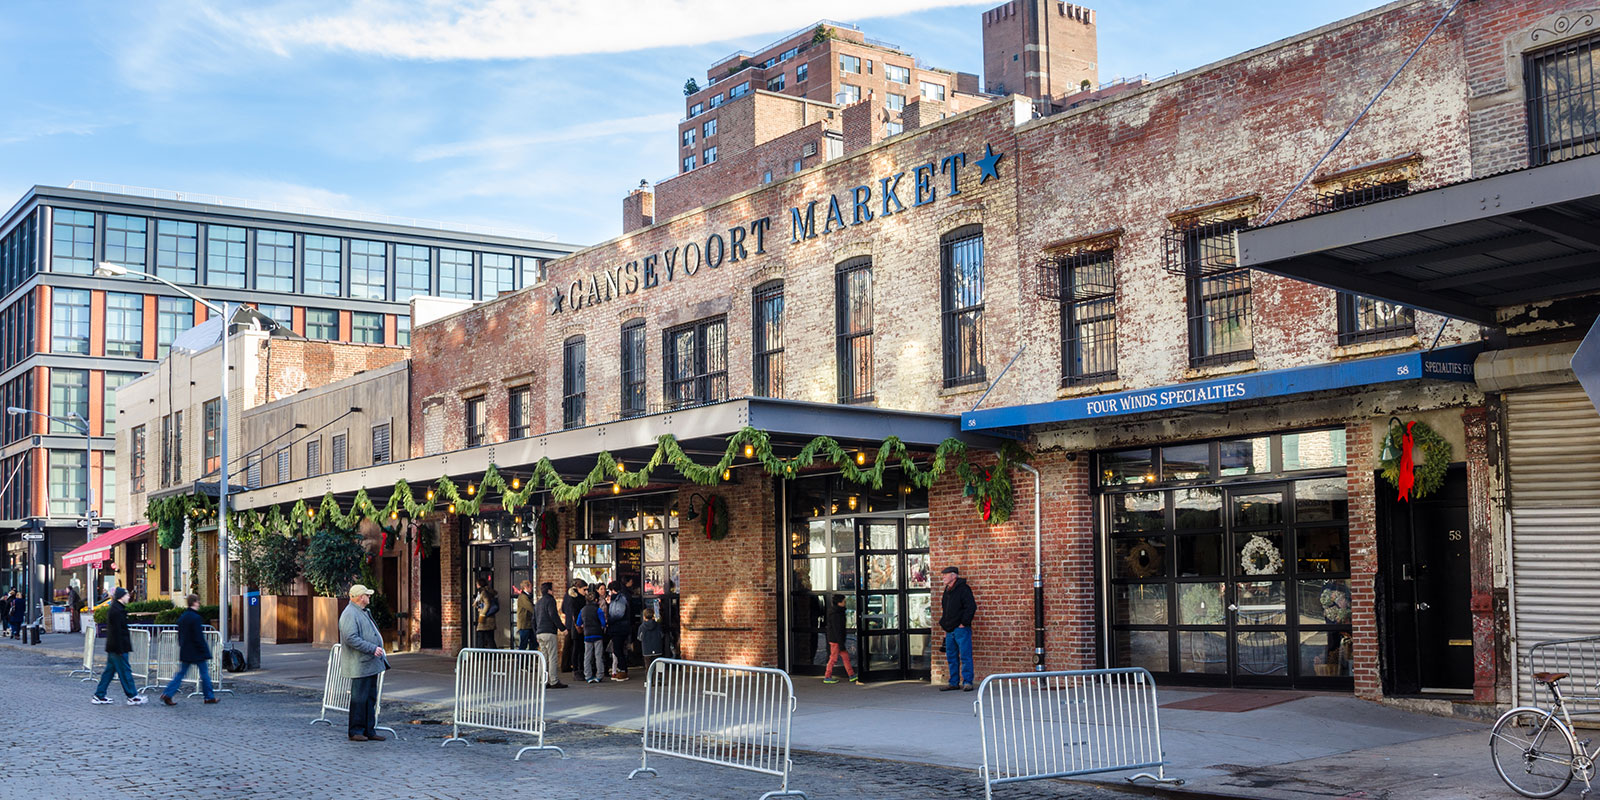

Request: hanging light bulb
left=307, top=508, right=315, bottom=519
left=855, top=450, right=866, bottom=466
left=426, top=489, right=435, bottom=501
left=390, top=511, right=398, bottom=520
left=722, top=469, right=731, bottom=481
left=612, top=483, right=621, bottom=495
left=744, top=443, right=754, bottom=458
left=511, top=476, right=521, bottom=490
left=848, top=496, right=858, bottom=511
left=467, top=482, right=476, bottom=496
left=616, top=460, right=626, bottom=473
left=448, top=502, right=457, bottom=514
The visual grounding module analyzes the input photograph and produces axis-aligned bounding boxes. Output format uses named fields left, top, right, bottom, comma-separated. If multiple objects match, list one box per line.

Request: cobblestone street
left=1, top=646, right=1129, bottom=800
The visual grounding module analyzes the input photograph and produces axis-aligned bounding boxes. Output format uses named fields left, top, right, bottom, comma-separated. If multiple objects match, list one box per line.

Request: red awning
left=61, top=524, right=152, bottom=569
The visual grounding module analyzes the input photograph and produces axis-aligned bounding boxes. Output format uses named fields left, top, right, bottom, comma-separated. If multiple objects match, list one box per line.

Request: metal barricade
left=125, top=629, right=154, bottom=693
left=973, top=668, right=1183, bottom=799
left=628, top=658, right=804, bottom=800
left=310, top=645, right=397, bottom=739
left=185, top=630, right=234, bottom=697
left=1527, top=635, right=1600, bottom=713
left=441, top=647, right=563, bottom=761
left=149, top=631, right=181, bottom=694
left=71, top=627, right=97, bottom=680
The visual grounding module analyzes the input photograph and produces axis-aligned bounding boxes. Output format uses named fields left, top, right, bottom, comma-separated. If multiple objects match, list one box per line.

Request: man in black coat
left=561, top=579, right=587, bottom=677
left=92, top=587, right=146, bottom=705
left=938, top=566, right=977, bottom=692
left=534, top=581, right=567, bottom=689
left=160, top=594, right=217, bottom=704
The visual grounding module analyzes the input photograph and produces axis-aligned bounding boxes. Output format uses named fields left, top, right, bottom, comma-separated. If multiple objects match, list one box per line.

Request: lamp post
left=94, top=261, right=232, bottom=646
left=8, top=407, right=94, bottom=615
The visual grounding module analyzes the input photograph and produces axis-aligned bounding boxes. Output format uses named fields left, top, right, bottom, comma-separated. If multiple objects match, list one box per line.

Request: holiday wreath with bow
left=1379, top=419, right=1452, bottom=501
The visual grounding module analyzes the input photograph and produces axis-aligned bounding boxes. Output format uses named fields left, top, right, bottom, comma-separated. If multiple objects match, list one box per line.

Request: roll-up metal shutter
left=1506, top=384, right=1600, bottom=702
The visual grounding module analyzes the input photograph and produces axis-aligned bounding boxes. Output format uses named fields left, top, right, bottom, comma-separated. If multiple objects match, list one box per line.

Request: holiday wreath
left=1240, top=535, right=1284, bottom=576
left=1379, top=420, right=1451, bottom=501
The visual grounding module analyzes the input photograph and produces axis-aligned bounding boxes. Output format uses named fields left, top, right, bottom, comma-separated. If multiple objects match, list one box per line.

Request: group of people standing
left=470, top=573, right=673, bottom=687
left=2, top=588, right=25, bottom=638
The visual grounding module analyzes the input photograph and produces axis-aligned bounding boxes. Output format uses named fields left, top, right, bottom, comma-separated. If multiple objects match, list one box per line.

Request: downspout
left=1015, top=462, right=1044, bottom=672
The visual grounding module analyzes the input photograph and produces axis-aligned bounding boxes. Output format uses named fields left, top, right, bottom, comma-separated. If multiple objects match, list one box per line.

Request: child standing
left=823, top=594, right=858, bottom=684
left=578, top=587, right=608, bottom=684
left=636, top=607, right=664, bottom=671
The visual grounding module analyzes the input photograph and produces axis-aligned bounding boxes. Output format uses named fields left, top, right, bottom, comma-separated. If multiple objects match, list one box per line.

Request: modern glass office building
left=0, top=182, right=580, bottom=612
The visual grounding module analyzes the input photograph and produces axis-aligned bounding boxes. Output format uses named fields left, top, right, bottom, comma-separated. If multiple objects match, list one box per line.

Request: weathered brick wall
left=409, top=289, right=545, bottom=457
left=656, top=120, right=835, bottom=222
left=254, top=338, right=409, bottom=406
left=675, top=473, right=780, bottom=666
left=1463, top=0, right=1589, bottom=175
left=1345, top=422, right=1379, bottom=698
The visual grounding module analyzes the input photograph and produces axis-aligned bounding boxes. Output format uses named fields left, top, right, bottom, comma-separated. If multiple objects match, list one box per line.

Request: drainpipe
left=1015, top=462, right=1044, bottom=672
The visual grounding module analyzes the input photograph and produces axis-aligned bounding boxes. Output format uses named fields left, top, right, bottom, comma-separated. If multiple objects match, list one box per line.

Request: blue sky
left=1, top=0, right=1390, bottom=247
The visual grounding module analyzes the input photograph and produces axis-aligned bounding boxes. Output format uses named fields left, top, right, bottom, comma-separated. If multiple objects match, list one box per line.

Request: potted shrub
left=302, top=528, right=364, bottom=645
left=253, top=533, right=309, bottom=643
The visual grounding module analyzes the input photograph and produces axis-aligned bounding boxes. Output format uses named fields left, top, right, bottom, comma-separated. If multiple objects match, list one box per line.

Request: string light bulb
left=855, top=450, right=866, bottom=466
left=511, top=477, right=521, bottom=490
left=448, top=502, right=457, bottom=514
left=616, top=460, right=626, bottom=473
left=426, top=489, right=435, bottom=501
left=467, top=482, right=476, bottom=496
left=744, top=443, right=754, bottom=458
left=722, top=469, right=731, bottom=481
left=848, top=496, right=858, bottom=511
left=612, top=483, right=621, bottom=494
left=307, top=508, right=315, bottom=519
left=390, top=511, right=398, bottom=520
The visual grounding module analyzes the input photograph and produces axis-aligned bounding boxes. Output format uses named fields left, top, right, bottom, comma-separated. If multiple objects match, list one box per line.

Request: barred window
left=836, top=258, right=873, bottom=403
left=1527, top=32, right=1600, bottom=166
left=1169, top=219, right=1253, bottom=366
left=371, top=422, right=392, bottom=464
left=563, top=337, right=586, bottom=429
left=331, top=432, right=348, bottom=473
left=941, top=226, right=986, bottom=387
left=465, top=396, right=486, bottom=447
left=620, top=319, right=647, bottom=418
left=202, top=397, right=221, bottom=474
left=663, top=317, right=727, bottom=411
left=509, top=387, right=531, bottom=439
left=306, top=438, right=321, bottom=478
left=1338, top=294, right=1415, bottom=345
left=753, top=282, right=784, bottom=398
left=1058, top=248, right=1118, bottom=385
left=131, top=425, right=147, bottom=494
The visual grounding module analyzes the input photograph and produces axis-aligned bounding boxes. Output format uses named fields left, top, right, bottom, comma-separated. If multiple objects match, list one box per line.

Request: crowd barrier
left=973, top=668, right=1182, bottom=799
left=151, top=631, right=181, bottom=694
left=628, top=658, right=804, bottom=800
left=71, top=627, right=97, bottom=680
left=441, top=647, right=564, bottom=761
left=125, top=629, right=153, bottom=693
left=310, top=644, right=397, bottom=739
left=185, top=630, right=233, bottom=697
left=1526, top=634, right=1600, bottom=712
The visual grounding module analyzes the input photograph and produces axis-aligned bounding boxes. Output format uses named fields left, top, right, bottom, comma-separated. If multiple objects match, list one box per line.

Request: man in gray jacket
left=340, top=584, right=388, bottom=742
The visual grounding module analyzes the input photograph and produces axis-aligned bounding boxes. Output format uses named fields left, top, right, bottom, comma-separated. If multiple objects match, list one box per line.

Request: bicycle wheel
left=1491, top=707, right=1576, bottom=798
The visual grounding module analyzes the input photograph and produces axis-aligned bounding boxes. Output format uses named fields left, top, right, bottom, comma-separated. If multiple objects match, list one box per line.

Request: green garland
left=1379, top=420, right=1451, bottom=500
left=162, top=428, right=1031, bottom=549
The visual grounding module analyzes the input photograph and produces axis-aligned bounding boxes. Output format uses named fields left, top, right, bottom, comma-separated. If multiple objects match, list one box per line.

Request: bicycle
left=1492, top=671, right=1598, bottom=798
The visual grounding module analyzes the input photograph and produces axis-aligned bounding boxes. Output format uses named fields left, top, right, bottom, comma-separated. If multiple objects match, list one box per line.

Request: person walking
left=473, top=573, right=498, bottom=649
left=561, top=579, right=587, bottom=677
left=636, top=607, right=664, bottom=672
left=159, top=594, right=217, bottom=705
left=534, top=581, right=567, bottom=689
left=514, top=580, right=536, bottom=652
left=938, top=566, right=977, bottom=692
left=822, top=594, right=858, bottom=684
left=578, top=586, right=608, bottom=684
left=91, top=587, right=145, bottom=705
left=339, top=584, right=389, bottom=742
left=7, top=588, right=24, bottom=639
left=606, top=581, right=633, bottom=681
left=68, top=579, right=82, bottom=634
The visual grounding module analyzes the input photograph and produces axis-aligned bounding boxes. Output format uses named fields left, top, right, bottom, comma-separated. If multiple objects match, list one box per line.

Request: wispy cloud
left=413, top=112, right=680, bottom=162
left=235, top=0, right=987, bottom=60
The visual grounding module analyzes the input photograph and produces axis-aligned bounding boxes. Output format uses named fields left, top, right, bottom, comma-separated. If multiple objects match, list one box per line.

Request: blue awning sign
left=961, top=344, right=1481, bottom=431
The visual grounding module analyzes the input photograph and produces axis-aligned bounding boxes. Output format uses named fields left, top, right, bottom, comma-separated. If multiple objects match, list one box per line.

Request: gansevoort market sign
left=549, top=144, right=1005, bottom=315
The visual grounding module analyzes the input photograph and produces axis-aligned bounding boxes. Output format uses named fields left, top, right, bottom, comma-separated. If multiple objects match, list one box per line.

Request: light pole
left=8, top=408, right=95, bottom=615
left=94, top=261, right=233, bottom=646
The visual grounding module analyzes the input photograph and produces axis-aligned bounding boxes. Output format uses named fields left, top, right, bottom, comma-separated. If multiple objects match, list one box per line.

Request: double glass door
left=789, top=514, right=933, bottom=680
left=1109, top=478, right=1351, bottom=688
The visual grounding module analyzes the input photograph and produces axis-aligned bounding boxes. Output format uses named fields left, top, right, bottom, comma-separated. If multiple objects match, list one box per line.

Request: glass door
left=1228, top=485, right=1291, bottom=684
left=857, top=516, right=934, bottom=680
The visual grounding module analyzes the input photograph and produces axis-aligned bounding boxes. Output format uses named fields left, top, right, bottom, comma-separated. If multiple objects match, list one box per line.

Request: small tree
left=683, top=78, right=699, bottom=96
left=256, top=533, right=303, bottom=595
left=301, top=528, right=365, bottom=598
left=811, top=24, right=833, bottom=45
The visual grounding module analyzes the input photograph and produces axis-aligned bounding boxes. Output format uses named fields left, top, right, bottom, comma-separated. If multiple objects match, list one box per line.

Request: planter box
left=261, top=595, right=311, bottom=644
left=311, top=596, right=349, bottom=645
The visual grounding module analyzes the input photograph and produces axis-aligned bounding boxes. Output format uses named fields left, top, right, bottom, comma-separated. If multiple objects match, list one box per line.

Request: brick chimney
left=842, top=95, right=880, bottom=154
left=903, top=97, right=948, bottom=133
left=623, top=180, right=655, bottom=233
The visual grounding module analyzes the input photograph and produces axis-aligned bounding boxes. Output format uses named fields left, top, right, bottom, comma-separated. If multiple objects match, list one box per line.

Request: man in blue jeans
left=92, top=587, right=146, bottom=705
left=937, top=566, right=977, bottom=692
left=160, top=594, right=217, bottom=705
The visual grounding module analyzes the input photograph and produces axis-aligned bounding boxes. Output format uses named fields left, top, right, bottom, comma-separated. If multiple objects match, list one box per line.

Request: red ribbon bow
left=1396, top=421, right=1416, bottom=502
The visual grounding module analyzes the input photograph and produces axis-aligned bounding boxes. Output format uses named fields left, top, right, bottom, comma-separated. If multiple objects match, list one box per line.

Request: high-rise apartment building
left=0, top=183, right=578, bottom=608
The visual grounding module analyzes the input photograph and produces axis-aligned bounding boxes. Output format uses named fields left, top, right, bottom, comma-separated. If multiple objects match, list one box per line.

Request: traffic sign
left=21, top=532, right=44, bottom=541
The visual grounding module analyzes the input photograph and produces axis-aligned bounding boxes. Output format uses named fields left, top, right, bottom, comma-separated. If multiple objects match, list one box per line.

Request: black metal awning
left=1237, top=154, right=1600, bottom=325
left=232, top=397, right=1008, bottom=511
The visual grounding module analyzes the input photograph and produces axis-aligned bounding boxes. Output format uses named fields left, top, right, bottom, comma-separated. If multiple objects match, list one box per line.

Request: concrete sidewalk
left=9, top=633, right=1513, bottom=799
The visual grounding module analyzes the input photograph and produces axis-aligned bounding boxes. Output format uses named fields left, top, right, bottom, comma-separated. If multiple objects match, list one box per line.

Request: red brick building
left=234, top=0, right=1600, bottom=712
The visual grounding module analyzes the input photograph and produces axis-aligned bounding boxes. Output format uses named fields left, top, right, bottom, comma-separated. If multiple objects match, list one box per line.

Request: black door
left=420, top=543, right=442, bottom=649
left=1379, top=465, right=1472, bottom=694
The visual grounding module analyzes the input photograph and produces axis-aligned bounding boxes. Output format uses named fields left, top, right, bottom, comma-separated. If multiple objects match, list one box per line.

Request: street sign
left=21, top=532, right=44, bottom=541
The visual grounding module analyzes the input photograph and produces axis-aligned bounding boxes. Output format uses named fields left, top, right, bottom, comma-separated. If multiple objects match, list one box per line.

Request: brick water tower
left=982, top=0, right=1099, bottom=108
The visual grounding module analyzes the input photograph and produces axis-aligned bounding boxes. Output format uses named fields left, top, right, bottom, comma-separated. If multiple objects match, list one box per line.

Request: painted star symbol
left=549, top=287, right=566, bottom=315
left=975, top=143, right=1004, bottom=184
